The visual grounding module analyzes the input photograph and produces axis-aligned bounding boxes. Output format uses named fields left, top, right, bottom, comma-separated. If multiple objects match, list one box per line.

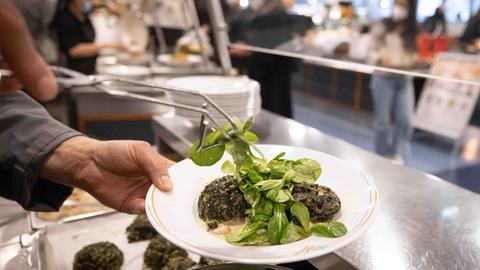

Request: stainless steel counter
left=152, top=110, right=480, bottom=270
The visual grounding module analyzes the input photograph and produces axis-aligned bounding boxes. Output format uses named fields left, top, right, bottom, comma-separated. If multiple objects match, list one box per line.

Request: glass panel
left=226, top=0, right=480, bottom=87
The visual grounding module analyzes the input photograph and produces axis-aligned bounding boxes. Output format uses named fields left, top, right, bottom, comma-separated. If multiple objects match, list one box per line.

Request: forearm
left=0, top=91, right=81, bottom=210
left=40, top=136, right=98, bottom=190
left=69, top=42, right=121, bottom=58
left=69, top=43, right=104, bottom=58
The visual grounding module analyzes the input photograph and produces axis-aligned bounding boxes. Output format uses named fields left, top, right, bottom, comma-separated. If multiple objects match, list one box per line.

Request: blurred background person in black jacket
left=246, top=0, right=312, bottom=118
left=53, top=0, right=124, bottom=74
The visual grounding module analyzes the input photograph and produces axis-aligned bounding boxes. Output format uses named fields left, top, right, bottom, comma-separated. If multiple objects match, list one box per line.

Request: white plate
left=99, top=65, right=151, bottom=77
left=165, top=76, right=260, bottom=96
left=146, top=145, right=379, bottom=265
left=157, top=54, right=203, bottom=67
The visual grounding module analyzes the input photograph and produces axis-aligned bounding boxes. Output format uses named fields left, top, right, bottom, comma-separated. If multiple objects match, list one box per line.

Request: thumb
left=131, top=142, right=175, bottom=191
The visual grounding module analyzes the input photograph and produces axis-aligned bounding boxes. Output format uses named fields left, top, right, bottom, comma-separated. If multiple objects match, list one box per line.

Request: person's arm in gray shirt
left=0, top=0, right=174, bottom=215
left=0, top=91, right=81, bottom=211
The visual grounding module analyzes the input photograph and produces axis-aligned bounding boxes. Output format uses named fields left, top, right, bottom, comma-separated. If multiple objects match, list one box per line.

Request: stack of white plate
left=97, top=65, right=151, bottom=78
left=164, top=76, right=261, bottom=125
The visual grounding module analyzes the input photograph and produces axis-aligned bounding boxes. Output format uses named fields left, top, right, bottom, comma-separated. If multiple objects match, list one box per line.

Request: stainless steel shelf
left=152, top=110, right=480, bottom=270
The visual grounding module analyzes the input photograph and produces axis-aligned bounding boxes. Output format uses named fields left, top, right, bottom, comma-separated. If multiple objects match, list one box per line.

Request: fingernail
left=161, top=175, right=172, bottom=190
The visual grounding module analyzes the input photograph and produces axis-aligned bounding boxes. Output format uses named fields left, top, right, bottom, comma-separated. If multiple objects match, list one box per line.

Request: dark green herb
left=143, top=235, right=188, bottom=270
left=160, top=255, right=195, bottom=270
left=292, top=184, right=341, bottom=223
left=73, top=242, right=123, bottom=270
left=198, top=176, right=248, bottom=229
left=125, top=215, right=157, bottom=243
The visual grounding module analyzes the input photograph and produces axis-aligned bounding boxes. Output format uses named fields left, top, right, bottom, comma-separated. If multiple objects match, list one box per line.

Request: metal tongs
left=51, top=66, right=239, bottom=151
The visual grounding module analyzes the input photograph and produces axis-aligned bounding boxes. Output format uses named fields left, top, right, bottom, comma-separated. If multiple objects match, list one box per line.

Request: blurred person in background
left=460, top=8, right=480, bottom=53
left=422, top=3, right=446, bottom=35
left=367, top=0, right=418, bottom=162
left=53, top=0, right=125, bottom=74
left=246, top=0, right=313, bottom=118
left=12, top=0, right=59, bottom=64
left=228, top=0, right=256, bottom=74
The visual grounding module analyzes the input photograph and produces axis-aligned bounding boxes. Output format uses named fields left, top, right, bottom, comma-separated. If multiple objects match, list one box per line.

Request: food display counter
left=1, top=102, right=480, bottom=270
left=151, top=110, right=480, bottom=270
left=2, top=1, right=480, bottom=269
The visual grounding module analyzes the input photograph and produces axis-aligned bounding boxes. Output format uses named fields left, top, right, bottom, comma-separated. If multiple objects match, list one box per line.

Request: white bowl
left=146, top=145, right=379, bottom=264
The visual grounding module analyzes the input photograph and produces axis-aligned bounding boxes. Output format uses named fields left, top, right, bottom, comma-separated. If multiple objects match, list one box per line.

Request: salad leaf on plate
left=240, top=183, right=261, bottom=207
left=290, top=201, right=311, bottom=231
left=255, top=179, right=284, bottom=191
left=267, top=203, right=289, bottom=245
left=292, top=158, right=322, bottom=183
left=221, top=160, right=235, bottom=175
left=190, top=117, right=347, bottom=246
left=226, top=221, right=265, bottom=244
left=189, top=141, right=225, bottom=166
left=280, top=222, right=309, bottom=244
left=311, top=222, right=347, bottom=238
left=234, top=231, right=269, bottom=246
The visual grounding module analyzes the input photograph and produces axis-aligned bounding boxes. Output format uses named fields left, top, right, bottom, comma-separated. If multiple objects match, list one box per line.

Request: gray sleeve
left=0, top=91, right=82, bottom=211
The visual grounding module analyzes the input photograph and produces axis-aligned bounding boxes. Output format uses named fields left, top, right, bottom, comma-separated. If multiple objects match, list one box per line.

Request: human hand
left=40, top=137, right=174, bottom=214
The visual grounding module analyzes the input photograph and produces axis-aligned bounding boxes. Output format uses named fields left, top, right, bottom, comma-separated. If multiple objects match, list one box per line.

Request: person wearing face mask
left=53, top=0, right=124, bottom=74
left=367, top=0, right=418, bottom=163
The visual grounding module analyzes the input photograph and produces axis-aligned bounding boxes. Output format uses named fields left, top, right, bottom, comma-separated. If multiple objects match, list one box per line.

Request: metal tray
left=29, top=189, right=114, bottom=229
left=36, top=212, right=201, bottom=270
